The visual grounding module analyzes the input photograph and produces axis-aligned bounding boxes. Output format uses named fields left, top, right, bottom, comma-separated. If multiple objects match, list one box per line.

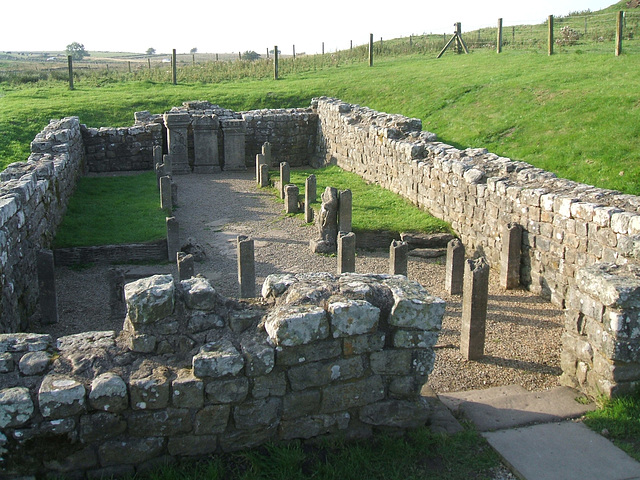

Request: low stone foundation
left=0, top=273, right=443, bottom=478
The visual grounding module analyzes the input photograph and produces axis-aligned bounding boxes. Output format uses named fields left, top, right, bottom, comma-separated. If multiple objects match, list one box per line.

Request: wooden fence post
left=67, top=55, right=74, bottom=90
left=274, top=45, right=279, bottom=80
left=616, top=11, right=624, bottom=56
left=497, top=18, right=503, bottom=53
left=369, top=33, right=374, bottom=67
left=293, top=44, right=296, bottom=59
left=548, top=15, right=554, bottom=56
left=172, top=48, right=177, bottom=84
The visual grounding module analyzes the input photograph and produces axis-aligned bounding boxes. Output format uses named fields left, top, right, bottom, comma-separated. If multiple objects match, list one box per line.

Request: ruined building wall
left=0, top=118, right=85, bottom=333
left=313, top=96, right=640, bottom=396
left=0, top=273, right=442, bottom=478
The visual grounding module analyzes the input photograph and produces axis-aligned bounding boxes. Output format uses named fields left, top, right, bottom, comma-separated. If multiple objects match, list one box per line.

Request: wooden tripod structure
left=437, top=22, right=469, bottom=58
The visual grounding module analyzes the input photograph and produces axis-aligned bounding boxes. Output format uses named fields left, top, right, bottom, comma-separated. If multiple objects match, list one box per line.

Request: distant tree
left=190, top=47, right=198, bottom=54
left=66, top=42, right=89, bottom=61
left=146, top=47, right=156, bottom=55
left=241, top=50, right=261, bottom=61
left=269, top=48, right=282, bottom=55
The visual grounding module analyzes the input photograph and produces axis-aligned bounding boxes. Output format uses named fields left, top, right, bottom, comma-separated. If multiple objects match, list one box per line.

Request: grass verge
left=136, top=428, right=501, bottom=480
left=271, top=165, right=451, bottom=235
left=53, top=172, right=166, bottom=248
left=583, top=390, right=640, bottom=462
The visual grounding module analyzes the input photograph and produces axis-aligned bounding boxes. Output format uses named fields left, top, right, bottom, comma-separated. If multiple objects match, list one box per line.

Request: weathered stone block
left=89, top=372, right=128, bottom=412
left=288, top=357, right=364, bottom=391
left=328, top=299, right=380, bottom=338
left=0, top=352, right=13, bottom=373
left=129, top=368, right=171, bottom=410
left=392, top=330, right=439, bottom=349
left=171, top=370, right=204, bottom=409
left=0, top=387, right=33, bottom=428
left=205, top=377, right=249, bottom=404
left=38, top=375, right=85, bottom=418
left=80, top=412, right=126, bottom=443
left=342, top=332, right=386, bottom=356
left=370, top=350, right=412, bottom=375
left=124, top=275, right=175, bottom=325
left=359, top=399, right=430, bottom=428
left=234, top=397, right=281, bottom=429
left=180, top=276, right=218, bottom=311
left=241, top=338, right=275, bottom=377
left=193, top=339, right=244, bottom=378
left=195, top=404, right=230, bottom=434
left=252, top=373, right=287, bottom=399
left=265, top=304, right=330, bottom=347
left=18, top=350, right=52, bottom=375
left=128, top=408, right=191, bottom=437
left=0, top=333, right=52, bottom=352
left=321, top=375, right=385, bottom=413
left=168, top=435, right=217, bottom=456
left=99, top=437, right=165, bottom=467
left=279, top=413, right=350, bottom=440
left=385, top=278, right=444, bottom=331
left=282, top=390, right=321, bottom=419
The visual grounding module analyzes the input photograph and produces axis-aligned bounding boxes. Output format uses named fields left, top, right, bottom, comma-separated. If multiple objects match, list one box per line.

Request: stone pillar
left=337, top=231, right=356, bottom=274
left=221, top=119, right=246, bottom=171
left=339, top=189, right=352, bottom=233
left=445, top=238, right=465, bottom=295
left=237, top=235, right=255, bottom=298
left=310, top=186, right=339, bottom=254
left=192, top=114, right=220, bottom=173
left=107, top=267, right=126, bottom=319
left=255, top=154, right=266, bottom=183
left=177, top=252, right=195, bottom=280
left=160, top=176, right=172, bottom=212
left=163, top=113, right=191, bottom=174
left=163, top=154, right=173, bottom=176
left=284, top=185, right=299, bottom=214
left=153, top=145, right=163, bottom=169
left=262, top=142, right=272, bottom=167
left=37, top=249, right=58, bottom=325
left=500, top=223, right=522, bottom=290
left=460, top=257, right=490, bottom=361
left=259, top=164, right=269, bottom=188
left=389, top=240, right=409, bottom=276
left=166, top=216, right=180, bottom=262
left=305, top=174, right=317, bottom=224
left=279, top=162, right=290, bottom=199
left=155, top=162, right=165, bottom=190
left=171, top=181, right=178, bottom=209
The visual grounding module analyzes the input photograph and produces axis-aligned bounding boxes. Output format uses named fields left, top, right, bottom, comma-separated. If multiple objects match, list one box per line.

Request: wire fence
left=1, top=10, right=638, bottom=86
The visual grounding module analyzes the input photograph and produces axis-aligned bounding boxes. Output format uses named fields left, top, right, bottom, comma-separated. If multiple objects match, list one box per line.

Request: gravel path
left=38, top=169, right=564, bottom=394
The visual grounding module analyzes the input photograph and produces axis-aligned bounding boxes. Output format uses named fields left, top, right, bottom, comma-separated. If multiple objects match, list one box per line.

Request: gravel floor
left=33, top=169, right=564, bottom=395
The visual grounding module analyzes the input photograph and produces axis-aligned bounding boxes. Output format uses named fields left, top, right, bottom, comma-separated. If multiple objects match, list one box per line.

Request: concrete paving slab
left=421, top=385, right=464, bottom=435
left=439, top=385, right=528, bottom=413
left=483, top=421, right=640, bottom=480
left=440, top=386, right=595, bottom=431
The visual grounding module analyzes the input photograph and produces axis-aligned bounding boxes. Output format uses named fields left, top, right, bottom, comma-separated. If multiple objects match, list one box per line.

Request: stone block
left=0, top=333, right=52, bottom=352
left=193, top=339, right=244, bottom=378
left=124, top=275, right=175, bottom=326
left=89, top=372, right=128, bottom=412
left=282, top=390, right=321, bottom=419
left=275, top=338, right=342, bottom=366
left=265, top=304, right=330, bottom=347
left=389, top=240, right=409, bottom=276
left=370, top=350, right=412, bottom=375
left=18, top=350, right=52, bottom=375
left=342, top=332, right=386, bottom=356
left=168, top=435, right=217, bottom=457
left=179, top=276, right=217, bottom=310
left=284, top=184, right=299, bottom=214
left=38, top=375, right=85, bottom=418
left=386, top=278, right=445, bottom=330
left=129, top=368, right=171, bottom=410
left=171, top=370, right=204, bottom=409
left=359, top=399, right=430, bottom=428
left=279, top=413, right=350, bottom=440
left=328, top=299, right=380, bottom=338
left=0, top=387, right=34, bottom=428
left=195, top=404, right=230, bottom=434
left=252, top=373, right=287, bottom=398
left=460, top=257, right=490, bottom=360
left=234, top=397, right=281, bottom=429
left=288, top=356, right=364, bottom=391
left=205, top=377, right=249, bottom=404
left=0, top=352, right=13, bottom=373
left=321, top=375, right=385, bottom=413
left=128, top=408, right=191, bottom=437
left=98, top=437, right=165, bottom=467
left=393, top=330, right=439, bottom=349
left=80, top=412, right=126, bottom=443
left=241, top=338, right=275, bottom=377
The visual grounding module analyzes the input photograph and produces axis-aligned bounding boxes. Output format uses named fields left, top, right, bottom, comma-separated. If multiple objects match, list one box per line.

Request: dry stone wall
left=0, top=117, right=85, bottom=333
left=0, top=273, right=443, bottom=478
left=313, top=96, right=640, bottom=396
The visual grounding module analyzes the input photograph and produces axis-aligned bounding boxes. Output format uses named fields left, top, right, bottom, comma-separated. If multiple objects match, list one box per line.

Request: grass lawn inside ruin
left=53, top=171, right=166, bottom=248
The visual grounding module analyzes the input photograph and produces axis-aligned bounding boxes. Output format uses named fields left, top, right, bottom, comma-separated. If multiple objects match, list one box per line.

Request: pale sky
left=1, top=0, right=616, bottom=55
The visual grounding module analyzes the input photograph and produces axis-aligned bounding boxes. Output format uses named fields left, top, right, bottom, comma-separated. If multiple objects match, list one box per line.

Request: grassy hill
left=1, top=1, right=639, bottom=195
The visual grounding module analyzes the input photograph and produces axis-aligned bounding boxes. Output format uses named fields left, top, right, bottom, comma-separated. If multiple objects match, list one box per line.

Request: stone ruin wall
left=313, top=96, right=640, bottom=397
left=0, top=273, right=443, bottom=478
left=0, top=118, right=85, bottom=333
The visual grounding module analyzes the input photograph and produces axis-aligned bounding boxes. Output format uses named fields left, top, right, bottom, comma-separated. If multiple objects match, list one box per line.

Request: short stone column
left=389, top=240, right=409, bottom=276
left=166, top=216, right=180, bottom=262
left=160, top=176, right=172, bottom=212
left=163, top=113, right=191, bottom=174
left=192, top=114, right=220, bottom=173
left=337, top=231, right=356, bottom=274
left=284, top=184, right=299, bottom=214
left=339, top=189, right=352, bottom=233
left=305, top=174, right=317, bottom=224
left=162, top=154, right=174, bottom=176
left=262, top=142, right=272, bottom=167
left=221, top=119, right=246, bottom=171
left=237, top=235, right=256, bottom=298
left=445, top=238, right=465, bottom=295
left=255, top=154, right=266, bottom=183
left=259, top=164, right=269, bottom=188
left=155, top=162, right=165, bottom=190
left=153, top=145, right=163, bottom=170
left=279, top=162, right=290, bottom=199
left=177, top=252, right=195, bottom=280
left=37, top=249, right=58, bottom=325
left=500, top=223, right=522, bottom=290
left=460, top=257, right=490, bottom=360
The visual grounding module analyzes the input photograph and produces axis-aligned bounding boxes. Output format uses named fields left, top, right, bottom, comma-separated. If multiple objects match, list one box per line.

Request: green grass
left=136, top=428, right=501, bottom=480
left=53, top=172, right=166, bottom=247
left=583, top=390, right=640, bottom=462
left=273, top=165, right=450, bottom=234
left=3, top=46, right=640, bottom=194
